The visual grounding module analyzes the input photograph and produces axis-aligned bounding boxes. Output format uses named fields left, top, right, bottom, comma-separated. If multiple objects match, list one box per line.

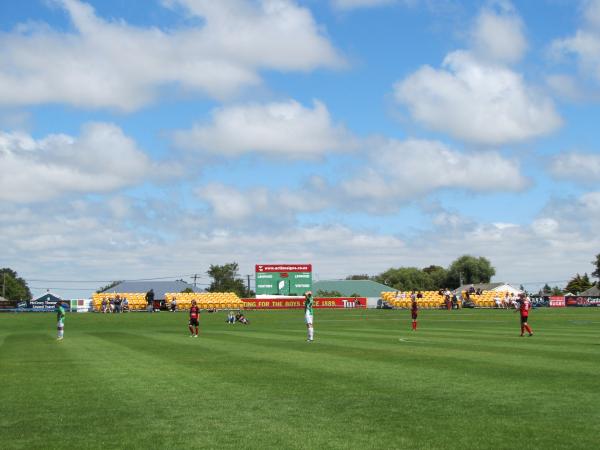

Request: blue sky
left=1, top=0, right=600, bottom=298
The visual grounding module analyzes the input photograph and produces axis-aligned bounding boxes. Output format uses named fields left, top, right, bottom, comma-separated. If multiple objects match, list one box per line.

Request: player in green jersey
left=55, top=301, right=65, bottom=340
left=304, top=291, right=314, bottom=342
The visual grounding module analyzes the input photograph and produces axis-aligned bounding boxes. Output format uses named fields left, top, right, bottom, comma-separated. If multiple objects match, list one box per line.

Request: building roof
left=579, top=285, right=600, bottom=296
left=33, top=291, right=62, bottom=302
left=453, top=283, right=521, bottom=294
left=313, top=280, right=394, bottom=298
left=104, top=281, right=201, bottom=301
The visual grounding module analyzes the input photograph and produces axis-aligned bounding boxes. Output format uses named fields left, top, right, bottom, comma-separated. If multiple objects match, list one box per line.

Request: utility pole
left=192, top=274, right=199, bottom=288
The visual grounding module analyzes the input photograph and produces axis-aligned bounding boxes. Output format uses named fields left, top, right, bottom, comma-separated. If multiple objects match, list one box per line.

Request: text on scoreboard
left=255, top=264, right=312, bottom=296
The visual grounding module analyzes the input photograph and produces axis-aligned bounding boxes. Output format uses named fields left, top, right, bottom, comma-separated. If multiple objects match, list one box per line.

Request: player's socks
left=188, top=325, right=194, bottom=336
left=525, top=325, right=532, bottom=335
left=195, top=327, right=199, bottom=336
left=520, top=325, right=525, bottom=336
left=310, top=328, right=314, bottom=340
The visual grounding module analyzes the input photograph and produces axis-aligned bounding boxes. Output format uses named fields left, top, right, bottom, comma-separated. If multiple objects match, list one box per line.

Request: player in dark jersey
left=188, top=300, right=200, bottom=338
left=410, top=294, right=418, bottom=331
left=517, top=294, right=533, bottom=336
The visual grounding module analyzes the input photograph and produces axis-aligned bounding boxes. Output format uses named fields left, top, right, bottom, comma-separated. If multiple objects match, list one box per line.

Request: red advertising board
left=255, top=264, right=312, bottom=273
left=549, top=296, right=566, bottom=307
left=241, top=297, right=366, bottom=309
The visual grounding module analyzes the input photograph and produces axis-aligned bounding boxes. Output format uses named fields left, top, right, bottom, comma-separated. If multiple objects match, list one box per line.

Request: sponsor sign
left=549, top=296, right=565, bottom=307
left=23, top=299, right=69, bottom=311
left=255, top=264, right=312, bottom=296
left=241, top=297, right=367, bottom=309
left=565, top=296, right=600, bottom=307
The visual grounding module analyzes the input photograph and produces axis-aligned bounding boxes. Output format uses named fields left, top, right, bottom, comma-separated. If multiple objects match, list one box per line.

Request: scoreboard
left=255, top=264, right=312, bottom=296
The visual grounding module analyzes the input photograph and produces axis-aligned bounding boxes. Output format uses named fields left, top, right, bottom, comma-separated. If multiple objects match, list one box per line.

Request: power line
left=25, top=274, right=205, bottom=283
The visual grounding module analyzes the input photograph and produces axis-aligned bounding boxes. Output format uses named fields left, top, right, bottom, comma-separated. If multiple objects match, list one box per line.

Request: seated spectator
left=170, top=298, right=177, bottom=312
left=226, top=311, right=236, bottom=324
left=494, top=294, right=502, bottom=308
left=476, top=288, right=482, bottom=295
left=417, top=291, right=423, bottom=299
left=114, top=295, right=121, bottom=313
left=235, top=313, right=249, bottom=324
left=109, top=297, right=115, bottom=313
left=101, top=298, right=108, bottom=313
left=122, top=297, right=129, bottom=312
left=469, top=285, right=476, bottom=294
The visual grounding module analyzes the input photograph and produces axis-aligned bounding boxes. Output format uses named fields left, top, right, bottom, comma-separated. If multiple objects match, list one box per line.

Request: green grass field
left=1, top=308, right=599, bottom=449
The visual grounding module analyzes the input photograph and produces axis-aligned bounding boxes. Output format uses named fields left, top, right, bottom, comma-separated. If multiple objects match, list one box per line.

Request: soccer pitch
left=1, top=308, right=599, bottom=449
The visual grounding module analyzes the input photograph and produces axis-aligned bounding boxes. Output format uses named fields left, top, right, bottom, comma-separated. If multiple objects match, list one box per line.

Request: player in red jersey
left=188, top=300, right=200, bottom=338
left=410, top=293, right=418, bottom=331
left=517, top=294, right=533, bottom=337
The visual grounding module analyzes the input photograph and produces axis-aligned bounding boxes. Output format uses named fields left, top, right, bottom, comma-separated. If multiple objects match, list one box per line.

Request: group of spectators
left=492, top=292, right=521, bottom=309
left=100, top=295, right=129, bottom=313
left=226, top=310, right=249, bottom=325
left=393, top=286, right=527, bottom=310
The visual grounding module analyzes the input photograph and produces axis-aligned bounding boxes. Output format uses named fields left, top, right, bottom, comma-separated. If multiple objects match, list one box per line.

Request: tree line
left=1, top=253, right=599, bottom=302
left=345, top=255, right=496, bottom=292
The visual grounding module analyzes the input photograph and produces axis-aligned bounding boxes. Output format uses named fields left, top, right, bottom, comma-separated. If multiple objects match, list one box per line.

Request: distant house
left=453, top=283, right=522, bottom=295
left=579, top=285, right=600, bottom=296
left=102, top=280, right=201, bottom=301
left=33, top=291, right=63, bottom=303
left=312, top=280, right=394, bottom=298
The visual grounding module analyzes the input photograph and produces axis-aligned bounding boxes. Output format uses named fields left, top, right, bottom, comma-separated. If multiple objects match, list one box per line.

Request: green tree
left=375, top=267, right=432, bottom=291
left=422, top=265, right=449, bottom=290
left=180, top=287, right=194, bottom=293
left=345, top=274, right=370, bottom=280
left=446, top=255, right=495, bottom=289
left=542, top=284, right=552, bottom=295
left=551, top=286, right=564, bottom=296
left=592, top=253, right=600, bottom=286
left=207, top=263, right=247, bottom=297
left=0, top=268, right=32, bottom=301
left=97, top=280, right=122, bottom=293
left=565, top=273, right=593, bottom=294
left=316, top=290, right=342, bottom=297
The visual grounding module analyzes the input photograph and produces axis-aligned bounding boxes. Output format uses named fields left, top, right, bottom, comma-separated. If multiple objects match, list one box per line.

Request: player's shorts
left=411, top=312, right=418, bottom=320
left=57, top=319, right=64, bottom=328
left=304, top=312, right=313, bottom=325
left=520, top=315, right=529, bottom=324
left=189, top=318, right=199, bottom=326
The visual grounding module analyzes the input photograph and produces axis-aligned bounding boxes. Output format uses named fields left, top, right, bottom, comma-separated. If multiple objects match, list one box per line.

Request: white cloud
left=331, top=0, right=409, bottom=10
left=189, top=138, right=528, bottom=218
left=173, top=100, right=355, bottom=158
left=0, top=123, right=156, bottom=202
left=471, top=1, right=527, bottom=64
left=394, top=3, right=561, bottom=145
left=342, top=139, right=528, bottom=204
left=196, top=182, right=328, bottom=222
left=0, top=0, right=343, bottom=110
left=550, top=0, right=600, bottom=85
left=549, top=151, right=600, bottom=183
left=395, top=50, right=561, bottom=146
left=4, top=190, right=600, bottom=299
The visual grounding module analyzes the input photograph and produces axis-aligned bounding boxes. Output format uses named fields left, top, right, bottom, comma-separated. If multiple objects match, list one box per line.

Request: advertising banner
left=549, top=296, right=565, bottom=307
left=241, top=297, right=367, bottom=309
left=21, top=299, right=70, bottom=311
left=565, top=296, right=600, bottom=307
left=255, top=264, right=312, bottom=296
